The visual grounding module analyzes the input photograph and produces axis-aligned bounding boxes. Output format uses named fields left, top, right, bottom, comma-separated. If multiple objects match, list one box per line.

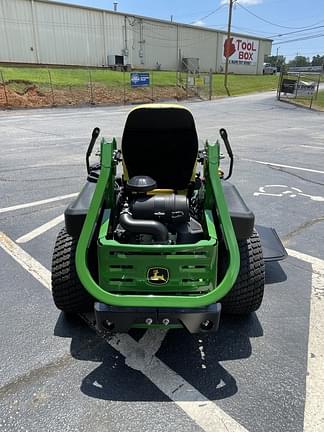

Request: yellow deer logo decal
left=147, top=268, right=169, bottom=285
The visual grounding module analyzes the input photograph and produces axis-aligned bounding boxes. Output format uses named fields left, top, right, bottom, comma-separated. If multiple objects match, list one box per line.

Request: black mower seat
left=121, top=104, right=199, bottom=190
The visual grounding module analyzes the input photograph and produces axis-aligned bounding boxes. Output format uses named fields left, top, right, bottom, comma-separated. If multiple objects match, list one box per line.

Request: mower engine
left=113, top=175, right=204, bottom=245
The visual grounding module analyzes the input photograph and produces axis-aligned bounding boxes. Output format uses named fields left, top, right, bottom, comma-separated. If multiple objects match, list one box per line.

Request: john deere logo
left=147, top=267, right=169, bottom=285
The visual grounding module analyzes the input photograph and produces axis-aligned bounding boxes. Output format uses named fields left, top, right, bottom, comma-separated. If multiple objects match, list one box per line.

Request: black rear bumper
left=94, top=302, right=221, bottom=334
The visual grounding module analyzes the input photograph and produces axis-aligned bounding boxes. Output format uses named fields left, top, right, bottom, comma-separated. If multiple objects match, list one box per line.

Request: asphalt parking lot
left=0, top=92, right=323, bottom=432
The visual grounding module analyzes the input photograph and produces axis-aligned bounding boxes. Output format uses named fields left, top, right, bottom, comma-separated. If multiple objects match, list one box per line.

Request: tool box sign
left=222, top=36, right=259, bottom=65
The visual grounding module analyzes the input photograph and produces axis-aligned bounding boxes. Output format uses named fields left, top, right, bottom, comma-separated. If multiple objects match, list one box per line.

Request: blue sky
left=56, top=0, right=324, bottom=60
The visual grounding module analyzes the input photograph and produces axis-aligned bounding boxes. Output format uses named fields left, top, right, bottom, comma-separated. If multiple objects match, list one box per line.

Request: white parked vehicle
left=263, top=63, right=277, bottom=75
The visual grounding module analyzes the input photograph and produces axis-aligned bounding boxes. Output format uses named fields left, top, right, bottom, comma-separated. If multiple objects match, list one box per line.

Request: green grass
left=313, top=90, right=324, bottom=109
left=0, top=66, right=279, bottom=96
left=212, top=74, right=278, bottom=96
left=0, top=67, right=178, bottom=88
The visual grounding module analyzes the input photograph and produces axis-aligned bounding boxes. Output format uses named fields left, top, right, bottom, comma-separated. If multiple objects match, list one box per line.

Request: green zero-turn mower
left=52, top=104, right=286, bottom=334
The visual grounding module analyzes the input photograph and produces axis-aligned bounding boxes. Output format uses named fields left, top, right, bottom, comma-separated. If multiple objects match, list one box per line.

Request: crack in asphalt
left=0, top=176, right=80, bottom=182
left=0, top=163, right=83, bottom=173
left=268, top=165, right=324, bottom=186
left=0, top=334, right=103, bottom=397
left=282, top=216, right=324, bottom=243
left=15, top=126, right=63, bottom=137
left=0, top=353, right=74, bottom=397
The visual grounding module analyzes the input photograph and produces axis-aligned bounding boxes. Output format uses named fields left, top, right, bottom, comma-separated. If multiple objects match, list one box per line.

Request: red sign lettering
left=239, top=52, right=254, bottom=60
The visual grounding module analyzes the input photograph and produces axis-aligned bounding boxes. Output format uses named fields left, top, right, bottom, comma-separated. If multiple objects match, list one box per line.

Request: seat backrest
left=121, top=105, right=198, bottom=190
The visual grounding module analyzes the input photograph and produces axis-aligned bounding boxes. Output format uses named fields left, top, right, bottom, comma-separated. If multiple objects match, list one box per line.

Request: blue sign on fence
left=130, top=72, right=150, bottom=87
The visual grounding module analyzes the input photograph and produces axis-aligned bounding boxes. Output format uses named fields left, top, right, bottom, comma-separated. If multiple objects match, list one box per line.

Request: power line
left=283, top=50, right=324, bottom=55
left=237, top=2, right=324, bottom=30
left=230, top=24, right=274, bottom=35
left=207, top=23, right=274, bottom=36
left=189, top=4, right=226, bottom=24
left=268, top=25, right=324, bottom=39
left=273, top=32, right=324, bottom=45
left=173, top=10, right=217, bottom=20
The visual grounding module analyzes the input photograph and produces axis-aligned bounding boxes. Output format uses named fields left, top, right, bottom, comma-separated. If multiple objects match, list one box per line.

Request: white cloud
left=192, top=20, right=206, bottom=26
left=221, top=0, right=263, bottom=5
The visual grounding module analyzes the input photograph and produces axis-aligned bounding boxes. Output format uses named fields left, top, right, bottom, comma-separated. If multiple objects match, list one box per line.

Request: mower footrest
left=94, top=302, right=221, bottom=334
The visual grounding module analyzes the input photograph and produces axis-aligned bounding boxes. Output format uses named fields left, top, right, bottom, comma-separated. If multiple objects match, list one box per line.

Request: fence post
left=277, top=70, right=283, bottom=100
left=88, top=69, right=94, bottom=105
left=151, top=70, right=154, bottom=101
left=123, top=69, right=126, bottom=105
left=315, top=73, right=321, bottom=100
left=47, top=68, right=55, bottom=106
left=310, top=73, right=321, bottom=109
left=69, top=85, right=73, bottom=104
left=0, top=70, right=9, bottom=106
left=209, top=69, right=213, bottom=100
left=295, top=72, right=300, bottom=99
left=186, top=73, right=188, bottom=98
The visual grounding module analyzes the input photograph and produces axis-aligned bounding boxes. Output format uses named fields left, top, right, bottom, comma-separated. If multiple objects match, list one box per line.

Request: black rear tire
left=51, top=228, right=93, bottom=313
left=222, top=230, right=265, bottom=315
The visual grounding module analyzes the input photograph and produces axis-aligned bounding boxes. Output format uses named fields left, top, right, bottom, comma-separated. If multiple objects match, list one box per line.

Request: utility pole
left=224, top=0, right=234, bottom=96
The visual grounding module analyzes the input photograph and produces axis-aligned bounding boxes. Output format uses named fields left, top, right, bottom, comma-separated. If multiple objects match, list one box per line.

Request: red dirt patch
left=0, top=83, right=195, bottom=108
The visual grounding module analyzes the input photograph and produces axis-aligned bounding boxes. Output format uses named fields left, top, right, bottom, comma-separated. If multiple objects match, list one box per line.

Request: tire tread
left=51, top=228, right=93, bottom=313
left=222, top=230, right=265, bottom=315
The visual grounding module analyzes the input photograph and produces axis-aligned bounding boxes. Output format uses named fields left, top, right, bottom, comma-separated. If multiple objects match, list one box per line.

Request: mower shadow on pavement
left=54, top=312, right=263, bottom=402
left=265, top=261, right=287, bottom=285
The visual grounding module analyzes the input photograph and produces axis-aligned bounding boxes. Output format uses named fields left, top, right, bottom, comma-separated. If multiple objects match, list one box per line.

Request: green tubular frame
left=76, top=138, right=240, bottom=308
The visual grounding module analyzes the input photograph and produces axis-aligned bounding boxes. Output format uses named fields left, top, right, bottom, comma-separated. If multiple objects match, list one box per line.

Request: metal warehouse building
left=0, top=0, right=272, bottom=74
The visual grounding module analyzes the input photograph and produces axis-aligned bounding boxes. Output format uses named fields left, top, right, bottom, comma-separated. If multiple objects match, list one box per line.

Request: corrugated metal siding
left=139, top=21, right=178, bottom=70
left=34, top=1, right=126, bottom=66
left=257, top=40, right=272, bottom=74
left=0, top=0, right=271, bottom=73
left=179, top=27, right=218, bottom=72
left=104, top=13, right=127, bottom=64
left=35, top=1, right=104, bottom=66
left=0, top=0, right=126, bottom=66
left=0, top=0, right=38, bottom=63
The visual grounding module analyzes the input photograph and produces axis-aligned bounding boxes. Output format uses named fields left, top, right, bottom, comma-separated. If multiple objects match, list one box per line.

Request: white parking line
left=109, top=332, right=249, bottom=432
left=300, top=145, right=323, bottom=150
left=287, top=249, right=324, bottom=432
left=0, top=232, right=51, bottom=289
left=0, top=110, right=128, bottom=121
left=1, top=231, right=323, bottom=432
left=243, top=159, right=324, bottom=175
left=287, top=248, right=324, bottom=268
left=16, top=214, right=64, bottom=243
left=0, top=107, right=131, bottom=121
left=0, top=193, right=77, bottom=214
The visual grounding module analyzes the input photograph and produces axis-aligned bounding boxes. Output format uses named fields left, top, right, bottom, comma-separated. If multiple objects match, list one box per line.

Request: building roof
left=34, top=0, right=273, bottom=42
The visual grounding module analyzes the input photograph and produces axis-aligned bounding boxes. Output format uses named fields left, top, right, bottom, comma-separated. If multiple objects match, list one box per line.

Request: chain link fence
left=0, top=65, right=215, bottom=109
left=277, top=70, right=321, bottom=109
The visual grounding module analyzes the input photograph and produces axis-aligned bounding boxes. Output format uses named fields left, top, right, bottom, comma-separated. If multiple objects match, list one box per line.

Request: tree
left=265, top=55, right=286, bottom=67
left=311, top=55, right=324, bottom=66
left=288, top=55, right=310, bottom=67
